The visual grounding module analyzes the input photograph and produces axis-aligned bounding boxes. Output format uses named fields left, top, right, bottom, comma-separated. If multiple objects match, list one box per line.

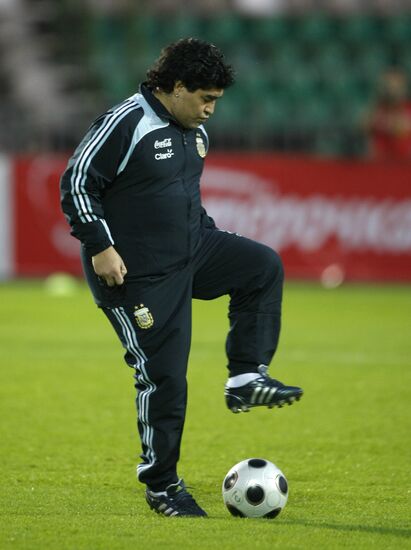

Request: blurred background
left=0, top=0, right=411, bottom=282
left=2, top=0, right=411, bottom=154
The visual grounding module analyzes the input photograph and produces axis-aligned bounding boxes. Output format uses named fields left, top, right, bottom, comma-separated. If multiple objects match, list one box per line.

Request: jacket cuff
left=70, top=220, right=114, bottom=256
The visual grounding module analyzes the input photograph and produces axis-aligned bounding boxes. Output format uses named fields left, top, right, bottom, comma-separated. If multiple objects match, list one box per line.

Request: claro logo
left=201, top=166, right=411, bottom=253
left=155, top=149, right=174, bottom=160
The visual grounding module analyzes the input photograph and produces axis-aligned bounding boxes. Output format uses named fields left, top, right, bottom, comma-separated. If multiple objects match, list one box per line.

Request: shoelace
left=256, top=366, right=284, bottom=387
left=171, top=488, right=202, bottom=513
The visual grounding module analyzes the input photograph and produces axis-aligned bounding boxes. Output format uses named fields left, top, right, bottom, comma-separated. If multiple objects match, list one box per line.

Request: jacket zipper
left=182, top=131, right=191, bottom=261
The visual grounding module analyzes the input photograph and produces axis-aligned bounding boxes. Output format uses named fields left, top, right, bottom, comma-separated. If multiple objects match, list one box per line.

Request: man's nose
left=205, top=103, right=215, bottom=115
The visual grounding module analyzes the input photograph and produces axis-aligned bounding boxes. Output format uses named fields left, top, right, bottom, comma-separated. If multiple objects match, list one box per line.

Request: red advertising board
left=201, top=154, right=411, bottom=282
left=11, top=154, right=411, bottom=281
left=13, top=156, right=81, bottom=276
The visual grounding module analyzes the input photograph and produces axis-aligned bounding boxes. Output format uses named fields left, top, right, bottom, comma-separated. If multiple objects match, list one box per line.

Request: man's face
left=170, top=85, right=224, bottom=129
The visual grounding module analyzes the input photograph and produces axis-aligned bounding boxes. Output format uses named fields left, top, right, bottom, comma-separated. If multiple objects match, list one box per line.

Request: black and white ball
left=222, top=458, right=289, bottom=518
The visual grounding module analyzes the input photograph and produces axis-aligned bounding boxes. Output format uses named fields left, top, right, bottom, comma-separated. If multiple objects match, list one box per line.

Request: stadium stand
left=0, top=0, right=102, bottom=150
left=0, top=0, right=410, bottom=155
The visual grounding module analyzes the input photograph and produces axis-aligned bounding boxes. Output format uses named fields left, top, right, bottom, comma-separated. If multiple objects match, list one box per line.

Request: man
left=364, top=67, right=411, bottom=160
left=60, top=38, right=303, bottom=518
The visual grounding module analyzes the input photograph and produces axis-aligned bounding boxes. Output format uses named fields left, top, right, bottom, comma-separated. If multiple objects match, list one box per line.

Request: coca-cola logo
left=201, top=166, right=411, bottom=253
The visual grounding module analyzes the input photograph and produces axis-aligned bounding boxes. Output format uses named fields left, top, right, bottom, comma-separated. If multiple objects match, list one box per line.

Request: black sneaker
left=225, top=365, right=303, bottom=413
left=145, top=479, right=207, bottom=517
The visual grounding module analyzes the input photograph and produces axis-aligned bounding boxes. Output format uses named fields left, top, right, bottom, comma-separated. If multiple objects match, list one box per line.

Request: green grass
left=0, top=280, right=410, bottom=549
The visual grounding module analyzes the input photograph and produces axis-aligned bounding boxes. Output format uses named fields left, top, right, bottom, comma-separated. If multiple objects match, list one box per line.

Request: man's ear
left=174, top=81, right=186, bottom=95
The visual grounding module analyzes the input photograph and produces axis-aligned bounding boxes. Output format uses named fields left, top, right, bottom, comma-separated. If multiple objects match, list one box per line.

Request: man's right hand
left=92, top=246, right=127, bottom=287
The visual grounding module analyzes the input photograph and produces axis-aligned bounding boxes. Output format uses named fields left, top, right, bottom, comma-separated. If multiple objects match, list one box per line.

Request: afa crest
left=196, top=133, right=207, bottom=158
left=134, top=304, right=154, bottom=329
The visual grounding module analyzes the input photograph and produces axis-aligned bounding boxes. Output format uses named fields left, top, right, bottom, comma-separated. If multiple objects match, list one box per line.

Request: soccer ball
left=222, top=458, right=288, bottom=518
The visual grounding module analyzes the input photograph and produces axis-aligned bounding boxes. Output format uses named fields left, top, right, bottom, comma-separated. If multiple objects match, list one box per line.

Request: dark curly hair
left=146, top=38, right=235, bottom=93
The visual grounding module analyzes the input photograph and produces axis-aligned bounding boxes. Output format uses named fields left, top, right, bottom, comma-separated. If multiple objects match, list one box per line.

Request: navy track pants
left=102, top=228, right=284, bottom=491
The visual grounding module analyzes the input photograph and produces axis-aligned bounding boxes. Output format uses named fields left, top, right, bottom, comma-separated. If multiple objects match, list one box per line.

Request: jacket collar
left=140, top=83, right=177, bottom=124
